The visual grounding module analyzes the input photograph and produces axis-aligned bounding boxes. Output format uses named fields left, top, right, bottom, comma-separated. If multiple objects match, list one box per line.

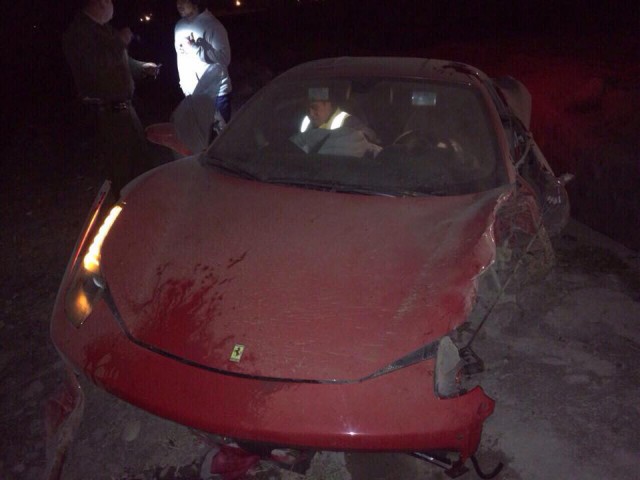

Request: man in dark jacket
left=63, top=0, right=161, bottom=197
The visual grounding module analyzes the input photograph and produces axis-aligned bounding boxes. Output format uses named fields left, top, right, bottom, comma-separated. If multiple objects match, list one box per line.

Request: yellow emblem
left=230, top=344, right=245, bottom=362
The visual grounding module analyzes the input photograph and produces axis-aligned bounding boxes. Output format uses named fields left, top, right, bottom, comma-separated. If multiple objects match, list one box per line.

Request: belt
left=108, top=101, right=131, bottom=112
left=81, top=97, right=132, bottom=112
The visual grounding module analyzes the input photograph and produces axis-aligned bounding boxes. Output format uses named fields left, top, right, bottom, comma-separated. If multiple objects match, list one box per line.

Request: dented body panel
left=51, top=56, right=569, bottom=464
left=51, top=296, right=494, bottom=457
left=101, top=158, right=507, bottom=381
left=50, top=157, right=501, bottom=458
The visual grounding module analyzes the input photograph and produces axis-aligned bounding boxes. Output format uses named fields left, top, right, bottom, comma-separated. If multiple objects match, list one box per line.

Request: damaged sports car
left=51, top=57, right=570, bottom=476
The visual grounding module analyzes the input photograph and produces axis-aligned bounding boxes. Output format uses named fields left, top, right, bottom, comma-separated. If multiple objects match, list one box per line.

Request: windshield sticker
left=230, top=344, right=245, bottom=362
left=412, top=91, right=437, bottom=106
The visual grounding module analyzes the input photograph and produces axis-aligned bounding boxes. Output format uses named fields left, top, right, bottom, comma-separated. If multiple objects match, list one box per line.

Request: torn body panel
left=51, top=295, right=494, bottom=461
left=50, top=57, right=570, bottom=470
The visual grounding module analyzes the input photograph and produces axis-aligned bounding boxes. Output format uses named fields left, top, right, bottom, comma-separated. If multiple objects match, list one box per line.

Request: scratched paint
left=101, top=159, right=510, bottom=381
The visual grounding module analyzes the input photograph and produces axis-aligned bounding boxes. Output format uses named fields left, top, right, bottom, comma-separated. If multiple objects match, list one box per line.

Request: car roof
left=276, top=57, right=490, bottom=85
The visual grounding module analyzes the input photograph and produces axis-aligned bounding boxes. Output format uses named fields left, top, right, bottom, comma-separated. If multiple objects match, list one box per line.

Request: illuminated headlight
left=82, top=205, right=122, bottom=274
left=64, top=198, right=123, bottom=327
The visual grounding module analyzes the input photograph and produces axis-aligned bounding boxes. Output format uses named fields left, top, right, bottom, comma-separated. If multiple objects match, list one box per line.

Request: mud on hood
left=102, top=158, right=508, bottom=381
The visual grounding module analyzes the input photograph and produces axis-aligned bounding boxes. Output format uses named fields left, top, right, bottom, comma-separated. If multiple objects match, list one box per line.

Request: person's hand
left=185, top=32, right=203, bottom=48
left=117, top=27, right=134, bottom=46
left=142, top=63, right=162, bottom=78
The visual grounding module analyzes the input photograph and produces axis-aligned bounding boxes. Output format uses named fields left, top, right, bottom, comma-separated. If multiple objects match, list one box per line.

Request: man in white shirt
left=175, top=0, right=232, bottom=123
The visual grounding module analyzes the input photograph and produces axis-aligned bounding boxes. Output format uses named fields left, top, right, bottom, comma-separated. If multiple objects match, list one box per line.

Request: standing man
left=63, top=0, right=161, bottom=197
left=175, top=0, right=232, bottom=123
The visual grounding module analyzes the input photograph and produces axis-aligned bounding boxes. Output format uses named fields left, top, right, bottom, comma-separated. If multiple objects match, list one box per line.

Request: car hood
left=103, top=158, right=510, bottom=381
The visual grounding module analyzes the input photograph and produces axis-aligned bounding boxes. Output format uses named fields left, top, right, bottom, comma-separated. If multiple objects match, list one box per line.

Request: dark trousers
left=96, top=104, right=154, bottom=197
left=216, top=93, right=232, bottom=124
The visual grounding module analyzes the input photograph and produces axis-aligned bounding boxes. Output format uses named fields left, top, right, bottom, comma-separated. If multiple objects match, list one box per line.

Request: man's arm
left=194, top=18, right=231, bottom=67
left=128, top=56, right=146, bottom=81
left=344, top=115, right=382, bottom=146
left=117, top=27, right=157, bottom=81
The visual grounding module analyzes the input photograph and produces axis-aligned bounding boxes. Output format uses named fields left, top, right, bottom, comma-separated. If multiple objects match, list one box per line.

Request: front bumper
left=51, top=295, right=494, bottom=460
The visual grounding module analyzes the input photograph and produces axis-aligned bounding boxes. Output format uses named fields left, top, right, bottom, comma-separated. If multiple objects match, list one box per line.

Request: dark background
left=2, top=0, right=639, bottom=248
left=0, top=3, right=638, bottom=477
left=5, top=0, right=637, bottom=124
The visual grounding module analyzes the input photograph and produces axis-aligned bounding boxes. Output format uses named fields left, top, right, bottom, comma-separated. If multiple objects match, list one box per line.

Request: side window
left=488, top=78, right=533, bottom=165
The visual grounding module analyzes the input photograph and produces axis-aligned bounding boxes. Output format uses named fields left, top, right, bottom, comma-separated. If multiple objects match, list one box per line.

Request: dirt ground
left=2, top=10, right=640, bottom=480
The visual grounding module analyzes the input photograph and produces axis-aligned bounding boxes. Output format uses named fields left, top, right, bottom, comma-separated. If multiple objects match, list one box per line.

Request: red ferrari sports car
left=51, top=57, right=570, bottom=476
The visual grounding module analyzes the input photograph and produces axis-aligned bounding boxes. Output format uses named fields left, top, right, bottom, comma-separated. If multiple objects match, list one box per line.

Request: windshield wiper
left=264, top=177, right=421, bottom=197
left=262, top=177, right=336, bottom=192
left=206, top=156, right=259, bottom=181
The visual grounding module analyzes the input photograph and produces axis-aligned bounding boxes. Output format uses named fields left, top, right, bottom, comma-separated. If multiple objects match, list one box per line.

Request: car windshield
left=206, top=76, right=508, bottom=196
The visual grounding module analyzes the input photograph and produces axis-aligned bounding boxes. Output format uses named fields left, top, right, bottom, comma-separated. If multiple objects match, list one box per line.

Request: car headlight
left=64, top=182, right=122, bottom=327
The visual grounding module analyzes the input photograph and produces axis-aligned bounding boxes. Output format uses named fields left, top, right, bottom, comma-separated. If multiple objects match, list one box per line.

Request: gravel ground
left=1, top=16, right=639, bottom=479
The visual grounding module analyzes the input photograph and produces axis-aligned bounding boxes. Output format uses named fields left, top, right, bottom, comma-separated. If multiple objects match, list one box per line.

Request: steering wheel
left=392, top=129, right=438, bottom=153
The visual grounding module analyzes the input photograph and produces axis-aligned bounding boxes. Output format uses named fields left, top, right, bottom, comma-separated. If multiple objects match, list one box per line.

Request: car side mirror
left=557, top=173, right=575, bottom=185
